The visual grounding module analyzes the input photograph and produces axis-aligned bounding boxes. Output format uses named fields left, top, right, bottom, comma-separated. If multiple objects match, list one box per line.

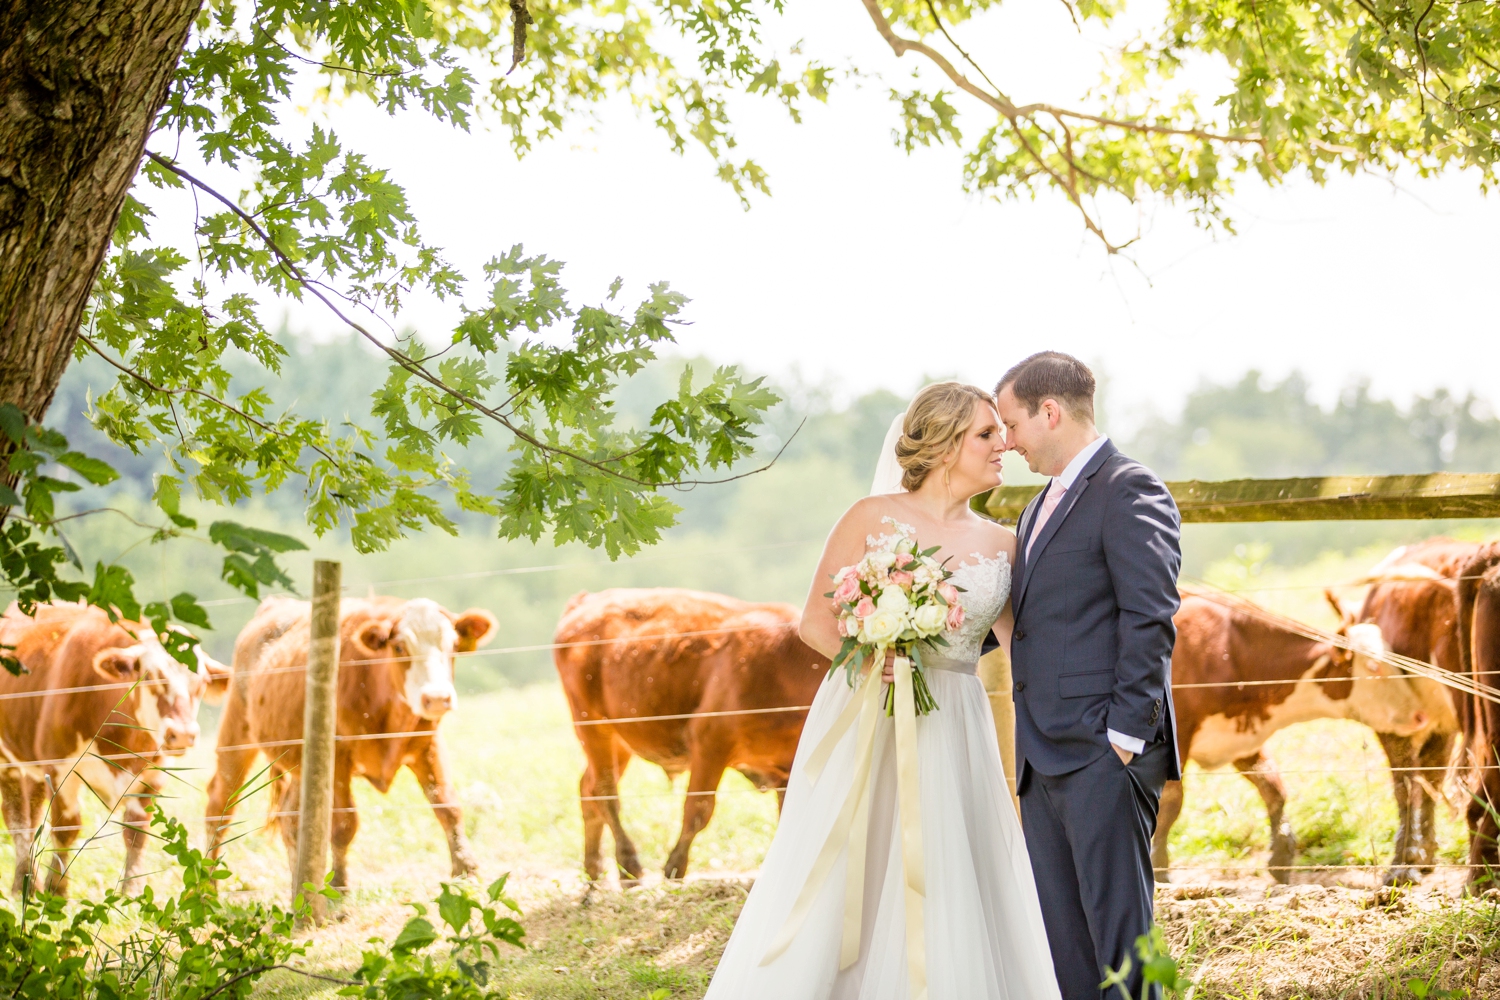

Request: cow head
left=92, top=635, right=231, bottom=753
left=351, top=599, right=497, bottom=721
left=1336, top=622, right=1431, bottom=736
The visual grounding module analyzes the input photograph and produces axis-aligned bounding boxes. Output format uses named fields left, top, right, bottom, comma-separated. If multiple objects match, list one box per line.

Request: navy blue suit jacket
left=1010, top=440, right=1183, bottom=782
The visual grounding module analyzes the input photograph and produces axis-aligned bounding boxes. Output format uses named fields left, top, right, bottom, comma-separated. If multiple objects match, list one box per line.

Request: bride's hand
left=880, top=650, right=897, bottom=684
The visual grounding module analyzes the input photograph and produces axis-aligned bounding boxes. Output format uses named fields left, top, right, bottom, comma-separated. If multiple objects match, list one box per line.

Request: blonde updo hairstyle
left=895, top=382, right=997, bottom=491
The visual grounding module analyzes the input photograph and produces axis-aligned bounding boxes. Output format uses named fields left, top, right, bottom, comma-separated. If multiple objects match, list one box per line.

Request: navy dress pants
left=1020, top=738, right=1172, bottom=1000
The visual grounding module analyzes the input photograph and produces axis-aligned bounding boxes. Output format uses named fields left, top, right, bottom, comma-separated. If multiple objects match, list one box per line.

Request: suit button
left=1015, top=681, right=1026, bottom=692
left=1014, top=629, right=1027, bottom=641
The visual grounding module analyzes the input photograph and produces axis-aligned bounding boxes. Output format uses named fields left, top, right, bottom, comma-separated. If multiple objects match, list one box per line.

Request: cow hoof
left=1384, top=866, right=1422, bottom=887
left=1268, top=827, right=1297, bottom=884
left=10, top=870, right=35, bottom=898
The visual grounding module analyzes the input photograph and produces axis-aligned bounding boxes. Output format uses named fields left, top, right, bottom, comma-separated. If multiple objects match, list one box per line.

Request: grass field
left=2, top=673, right=1495, bottom=999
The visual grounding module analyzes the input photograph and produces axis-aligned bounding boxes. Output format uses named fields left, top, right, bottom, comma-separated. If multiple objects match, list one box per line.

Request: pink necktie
left=1026, top=479, right=1067, bottom=560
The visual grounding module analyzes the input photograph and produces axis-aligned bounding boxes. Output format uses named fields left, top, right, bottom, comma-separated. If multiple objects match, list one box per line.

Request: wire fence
left=5, top=554, right=1500, bottom=898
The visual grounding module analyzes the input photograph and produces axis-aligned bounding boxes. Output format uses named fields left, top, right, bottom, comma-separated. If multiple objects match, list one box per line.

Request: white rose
left=863, top=609, right=905, bottom=646
left=842, top=614, right=862, bottom=639
left=877, top=586, right=911, bottom=614
left=895, top=536, right=916, bottom=556
left=912, top=603, right=947, bottom=635
left=872, top=549, right=899, bottom=569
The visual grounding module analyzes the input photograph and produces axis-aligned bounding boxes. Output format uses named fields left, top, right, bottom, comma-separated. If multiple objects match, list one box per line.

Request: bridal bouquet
left=824, top=517, right=965, bottom=716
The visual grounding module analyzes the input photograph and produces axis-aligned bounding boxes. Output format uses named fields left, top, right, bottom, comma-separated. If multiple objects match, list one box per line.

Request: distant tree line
left=1129, top=372, right=1500, bottom=481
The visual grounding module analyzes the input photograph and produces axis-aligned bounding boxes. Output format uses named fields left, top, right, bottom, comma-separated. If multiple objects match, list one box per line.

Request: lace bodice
left=943, top=552, right=1013, bottom=663
left=862, top=519, right=1013, bottom=665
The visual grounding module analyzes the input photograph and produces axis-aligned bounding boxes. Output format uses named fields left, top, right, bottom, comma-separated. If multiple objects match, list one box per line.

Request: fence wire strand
left=9, top=556, right=1500, bottom=893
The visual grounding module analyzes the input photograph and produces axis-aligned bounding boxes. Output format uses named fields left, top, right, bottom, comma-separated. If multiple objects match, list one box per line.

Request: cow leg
left=204, top=744, right=260, bottom=861
left=1, top=770, right=38, bottom=897
left=577, top=731, right=642, bottom=884
left=274, top=774, right=301, bottom=873
left=119, top=774, right=161, bottom=897
left=1234, top=751, right=1296, bottom=884
left=664, top=740, right=731, bottom=880
left=1152, top=779, right=1184, bottom=882
left=329, top=761, right=359, bottom=890
left=406, top=740, right=478, bottom=879
left=1468, top=759, right=1500, bottom=888
left=580, top=769, right=607, bottom=882
left=1467, top=568, right=1500, bottom=889
left=43, top=777, right=83, bottom=897
left=1379, top=732, right=1424, bottom=885
left=1415, top=729, right=1458, bottom=875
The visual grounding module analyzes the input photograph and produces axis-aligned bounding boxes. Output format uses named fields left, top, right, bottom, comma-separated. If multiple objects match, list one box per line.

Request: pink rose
left=889, top=570, right=914, bottom=589
left=938, top=582, right=959, bottom=605
left=832, top=573, right=860, bottom=604
left=855, top=596, right=876, bottom=618
left=946, top=603, right=965, bottom=631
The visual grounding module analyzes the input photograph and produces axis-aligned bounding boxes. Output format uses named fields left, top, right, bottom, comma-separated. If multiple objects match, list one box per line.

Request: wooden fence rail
left=977, top=472, right=1500, bottom=524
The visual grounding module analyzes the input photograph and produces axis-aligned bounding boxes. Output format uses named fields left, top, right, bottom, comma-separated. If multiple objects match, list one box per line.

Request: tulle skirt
left=704, top=667, right=1062, bottom=1000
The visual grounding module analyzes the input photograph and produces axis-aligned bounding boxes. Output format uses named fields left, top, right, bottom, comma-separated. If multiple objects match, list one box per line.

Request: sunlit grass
left=0, top=683, right=1487, bottom=998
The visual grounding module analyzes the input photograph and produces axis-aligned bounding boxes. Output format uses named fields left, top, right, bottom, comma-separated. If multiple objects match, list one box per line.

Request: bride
left=704, top=382, right=1061, bottom=1000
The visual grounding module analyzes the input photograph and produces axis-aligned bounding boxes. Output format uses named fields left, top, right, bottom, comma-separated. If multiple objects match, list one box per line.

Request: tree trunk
left=0, top=0, right=201, bottom=427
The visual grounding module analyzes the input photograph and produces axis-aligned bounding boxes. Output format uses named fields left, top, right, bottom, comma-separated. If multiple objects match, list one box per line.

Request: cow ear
left=451, top=609, right=497, bottom=652
left=199, top=653, right=233, bottom=704
left=1324, top=588, right=1355, bottom=633
left=93, top=647, right=140, bottom=681
left=352, top=618, right=397, bottom=658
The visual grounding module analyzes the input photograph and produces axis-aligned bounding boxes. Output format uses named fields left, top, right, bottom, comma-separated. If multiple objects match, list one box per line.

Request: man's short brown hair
left=995, top=351, right=1096, bottom=422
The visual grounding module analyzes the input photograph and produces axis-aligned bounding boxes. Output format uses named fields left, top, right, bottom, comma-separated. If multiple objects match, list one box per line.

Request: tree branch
left=200, top=964, right=359, bottom=1000
left=77, top=333, right=344, bottom=468
left=861, top=0, right=1267, bottom=252
left=143, top=152, right=792, bottom=489
left=254, top=26, right=404, bottom=79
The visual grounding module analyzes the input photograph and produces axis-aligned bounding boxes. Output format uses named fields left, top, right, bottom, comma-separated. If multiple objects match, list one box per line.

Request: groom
left=995, top=352, right=1182, bottom=1000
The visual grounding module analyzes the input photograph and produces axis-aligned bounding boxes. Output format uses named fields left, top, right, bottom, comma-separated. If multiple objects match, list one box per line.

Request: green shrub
left=0, top=811, right=304, bottom=1000
left=339, top=877, right=526, bottom=1000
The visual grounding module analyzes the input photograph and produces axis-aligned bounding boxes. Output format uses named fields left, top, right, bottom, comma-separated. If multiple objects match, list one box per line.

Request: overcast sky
left=255, top=0, right=1500, bottom=432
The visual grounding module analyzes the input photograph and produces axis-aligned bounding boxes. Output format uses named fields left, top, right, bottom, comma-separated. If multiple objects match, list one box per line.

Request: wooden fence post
left=293, top=559, right=340, bottom=923
left=977, top=647, right=1019, bottom=818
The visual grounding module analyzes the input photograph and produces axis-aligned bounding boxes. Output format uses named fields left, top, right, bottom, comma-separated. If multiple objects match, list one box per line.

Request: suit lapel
left=1014, top=441, right=1117, bottom=613
left=1011, top=487, right=1046, bottom=610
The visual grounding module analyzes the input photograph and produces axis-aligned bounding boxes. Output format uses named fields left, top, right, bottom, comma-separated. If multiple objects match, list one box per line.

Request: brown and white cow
left=554, top=588, right=828, bottom=882
left=204, top=595, right=496, bottom=888
left=1343, top=537, right=1476, bottom=885
left=1154, top=591, right=1431, bottom=882
left=0, top=602, right=229, bottom=896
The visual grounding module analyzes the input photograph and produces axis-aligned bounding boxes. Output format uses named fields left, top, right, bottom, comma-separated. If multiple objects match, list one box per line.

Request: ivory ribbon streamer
left=759, top=654, right=929, bottom=1000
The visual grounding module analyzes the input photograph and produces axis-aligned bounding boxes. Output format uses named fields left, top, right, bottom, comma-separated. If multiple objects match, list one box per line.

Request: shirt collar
left=1055, top=434, right=1109, bottom=490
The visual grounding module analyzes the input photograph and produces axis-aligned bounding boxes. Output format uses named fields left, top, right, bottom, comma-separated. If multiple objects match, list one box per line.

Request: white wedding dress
left=704, top=547, right=1062, bottom=1000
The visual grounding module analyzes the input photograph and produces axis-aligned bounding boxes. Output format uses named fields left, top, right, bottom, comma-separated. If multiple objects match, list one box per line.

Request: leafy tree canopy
left=6, top=0, right=1497, bottom=655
